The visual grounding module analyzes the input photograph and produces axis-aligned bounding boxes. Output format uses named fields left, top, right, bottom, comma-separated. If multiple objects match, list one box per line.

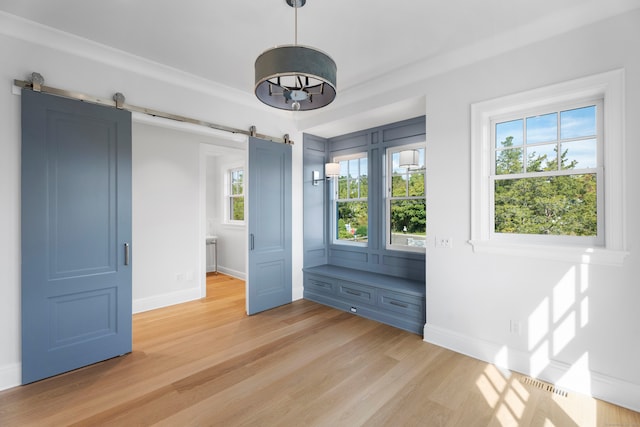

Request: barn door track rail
left=14, top=72, right=292, bottom=145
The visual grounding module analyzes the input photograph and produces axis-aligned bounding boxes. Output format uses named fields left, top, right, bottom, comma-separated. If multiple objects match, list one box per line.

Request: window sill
left=386, top=244, right=426, bottom=254
left=468, top=240, right=629, bottom=266
left=331, top=241, right=368, bottom=249
left=222, top=222, right=245, bottom=228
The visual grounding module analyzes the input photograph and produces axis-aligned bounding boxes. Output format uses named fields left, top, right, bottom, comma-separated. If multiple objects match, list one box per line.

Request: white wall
left=414, top=11, right=640, bottom=411
left=131, top=123, right=201, bottom=312
left=206, top=152, right=247, bottom=279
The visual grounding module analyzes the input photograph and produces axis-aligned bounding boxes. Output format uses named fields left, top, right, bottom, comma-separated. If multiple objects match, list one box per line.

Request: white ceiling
left=1, top=0, right=638, bottom=136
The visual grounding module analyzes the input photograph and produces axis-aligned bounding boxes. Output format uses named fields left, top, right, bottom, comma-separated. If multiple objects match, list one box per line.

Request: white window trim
left=490, top=98, right=604, bottom=247
left=224, top=166, right=245, bottom=225
left=331, top=152, right=368, bottom=247
left=470, top=69, right=628, bottom=266
left=385, top=142, right=427, bottom=253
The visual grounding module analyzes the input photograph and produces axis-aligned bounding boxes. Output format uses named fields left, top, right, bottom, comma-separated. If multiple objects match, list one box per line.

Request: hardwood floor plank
left=233, top=326, right=407, bottom=426
left=155, top=316, right=386, bottom=426
left=1, top=273, right=639, bottom=426
left=311, top=337, right=449, bottom=426
left=64, top=307, right=352, bottom=426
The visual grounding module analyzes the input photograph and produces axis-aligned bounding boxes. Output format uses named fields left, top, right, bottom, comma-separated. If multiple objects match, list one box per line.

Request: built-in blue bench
left=303, top=264, right=425, bottom=335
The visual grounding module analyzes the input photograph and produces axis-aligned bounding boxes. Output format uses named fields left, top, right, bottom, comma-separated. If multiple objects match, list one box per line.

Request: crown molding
left=297, top=3, right=640, bottom=133
left=0, top=11, right=259, bottom=109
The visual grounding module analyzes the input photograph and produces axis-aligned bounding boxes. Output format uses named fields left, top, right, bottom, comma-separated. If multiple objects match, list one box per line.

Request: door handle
left=250, top=234, right=255, bottom=251
left=124, top=243, right=130, bottom=266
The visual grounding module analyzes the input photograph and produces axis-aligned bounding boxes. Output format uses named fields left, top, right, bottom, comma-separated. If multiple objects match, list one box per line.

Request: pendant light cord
left=294, top=0, right=298, bottom=45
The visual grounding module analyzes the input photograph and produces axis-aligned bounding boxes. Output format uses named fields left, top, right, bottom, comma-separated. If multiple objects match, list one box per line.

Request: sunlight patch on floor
left=476, top=364, right=530, bottom=426
left=476, top=360, right=602, bottom=427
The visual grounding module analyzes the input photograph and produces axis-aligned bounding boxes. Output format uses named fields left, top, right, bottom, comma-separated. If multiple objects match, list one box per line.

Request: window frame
left=225, top=166, right=245, bottom=225
left=385, top=143, right=427, bottom=253
left=331, top=152, right=369, bottom=247
left=470, top=70, right=628, bottom=265
left=489, top=98, right=604, bottom=247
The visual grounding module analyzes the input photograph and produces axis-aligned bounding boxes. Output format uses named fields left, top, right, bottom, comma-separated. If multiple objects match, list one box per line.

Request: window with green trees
left=387, top=146, right=426, bottom=250
left=492, top=101, right=602, bottom=241
left=334, top=154, right=368, bottom=243
left=228, top=168, right=244, bottom=222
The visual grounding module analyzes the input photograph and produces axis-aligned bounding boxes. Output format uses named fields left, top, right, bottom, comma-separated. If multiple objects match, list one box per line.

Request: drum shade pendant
left=255, top=0, right=337, bottom=111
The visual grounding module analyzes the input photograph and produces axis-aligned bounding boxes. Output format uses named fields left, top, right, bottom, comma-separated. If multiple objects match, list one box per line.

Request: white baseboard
left=212, top=266, right=245, bottom=280
left=0, top=362, right=21, bottom=392
left=423, top=323, right=640, bottom=413
left=132, top=287, right=202, bottom=314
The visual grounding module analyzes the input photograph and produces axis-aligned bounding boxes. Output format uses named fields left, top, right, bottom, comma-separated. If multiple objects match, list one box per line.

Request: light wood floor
left=1, top=273, right=638, bottom=426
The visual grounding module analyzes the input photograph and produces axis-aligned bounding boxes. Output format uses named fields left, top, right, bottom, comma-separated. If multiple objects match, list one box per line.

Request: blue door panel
left=254, top=260, right=286, bottom=295
left=21, top=90, right=132, bottom=384
left=47, top=111, right=116, bottom=277
left=247, top=137, right=292, bottom=315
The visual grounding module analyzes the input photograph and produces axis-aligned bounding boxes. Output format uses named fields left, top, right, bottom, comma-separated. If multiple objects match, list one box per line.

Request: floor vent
left=521, top=376, right=568, bottom=397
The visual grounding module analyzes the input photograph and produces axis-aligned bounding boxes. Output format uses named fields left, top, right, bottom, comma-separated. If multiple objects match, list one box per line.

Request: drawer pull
left=389, top=300, right=408, bottom=308
left=345, top=289, right=362, bottom=296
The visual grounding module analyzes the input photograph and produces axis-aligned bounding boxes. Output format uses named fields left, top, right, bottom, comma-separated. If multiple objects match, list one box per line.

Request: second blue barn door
left=247, top=137, right=292, bottom=315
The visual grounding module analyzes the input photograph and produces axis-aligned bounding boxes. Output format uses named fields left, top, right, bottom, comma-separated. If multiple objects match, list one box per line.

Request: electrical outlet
left=437, top=236, right=453, bottom=248
left=510, top=320, right=522, bottom=335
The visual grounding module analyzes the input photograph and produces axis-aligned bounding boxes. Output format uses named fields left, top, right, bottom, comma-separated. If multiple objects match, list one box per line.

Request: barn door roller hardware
left=14, top=72, right=292, bottom=145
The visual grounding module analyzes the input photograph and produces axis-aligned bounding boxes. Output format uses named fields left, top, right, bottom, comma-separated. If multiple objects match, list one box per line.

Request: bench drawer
left=305, top=275, right=336, bottom=295
left=338, top=281, right=375, bottom=305
left=378, top=290, right=424, bottom=320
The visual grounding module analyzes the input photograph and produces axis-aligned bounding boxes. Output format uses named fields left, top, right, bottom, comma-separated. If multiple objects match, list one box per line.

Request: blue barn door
left=21, top=90, right=132, bottom=384
left=247, top=137, right=292, bottom=315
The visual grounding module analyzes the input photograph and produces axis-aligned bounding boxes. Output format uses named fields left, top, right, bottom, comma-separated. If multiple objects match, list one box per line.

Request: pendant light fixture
left=254, top=0, right=337, bottom=111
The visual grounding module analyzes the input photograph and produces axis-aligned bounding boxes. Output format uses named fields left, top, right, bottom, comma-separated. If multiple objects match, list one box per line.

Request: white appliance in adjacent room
left=206, top=236, right=218, bottom=274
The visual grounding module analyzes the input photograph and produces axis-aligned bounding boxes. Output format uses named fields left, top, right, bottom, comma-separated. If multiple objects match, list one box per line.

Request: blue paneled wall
left=303, top=116, right=426, bottom=282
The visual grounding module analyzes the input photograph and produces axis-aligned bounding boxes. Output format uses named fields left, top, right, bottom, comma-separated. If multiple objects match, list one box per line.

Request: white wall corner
left=423, top=323, right=640, bottom=413
left=199, top=144, right=208, bottom=300
left=423, top=323, right=532, bottom=375
left=291, top=131, right=304, bottom=303
left=0, top=362, right=21, bottom=392
left=292, top=282, right=304, bottom=301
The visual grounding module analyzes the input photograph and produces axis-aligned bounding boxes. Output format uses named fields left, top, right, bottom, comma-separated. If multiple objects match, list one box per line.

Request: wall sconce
left=399, top=149, right=419, bottom=169
left=312, top=170, right=322, bottom=185
left=312, top=162, right=340, bottom=186
left=325, top=162, right=340, bottom=178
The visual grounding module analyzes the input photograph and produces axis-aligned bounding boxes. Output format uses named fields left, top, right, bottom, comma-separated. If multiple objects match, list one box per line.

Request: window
left=333, top=153, right=368, bottom=244
left=227, top=168, right=244, bottom=223
left=492, top=101, right=603, bottom=246
left=387, top=145, right=426, bottom=251
left=470, top=70, right=627, bottom=265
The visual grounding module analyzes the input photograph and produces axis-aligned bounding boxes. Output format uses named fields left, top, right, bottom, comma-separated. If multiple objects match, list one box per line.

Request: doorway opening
left=202, top=143, right=247, bottom=302
left=131, top=113, right=247, bottom=314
